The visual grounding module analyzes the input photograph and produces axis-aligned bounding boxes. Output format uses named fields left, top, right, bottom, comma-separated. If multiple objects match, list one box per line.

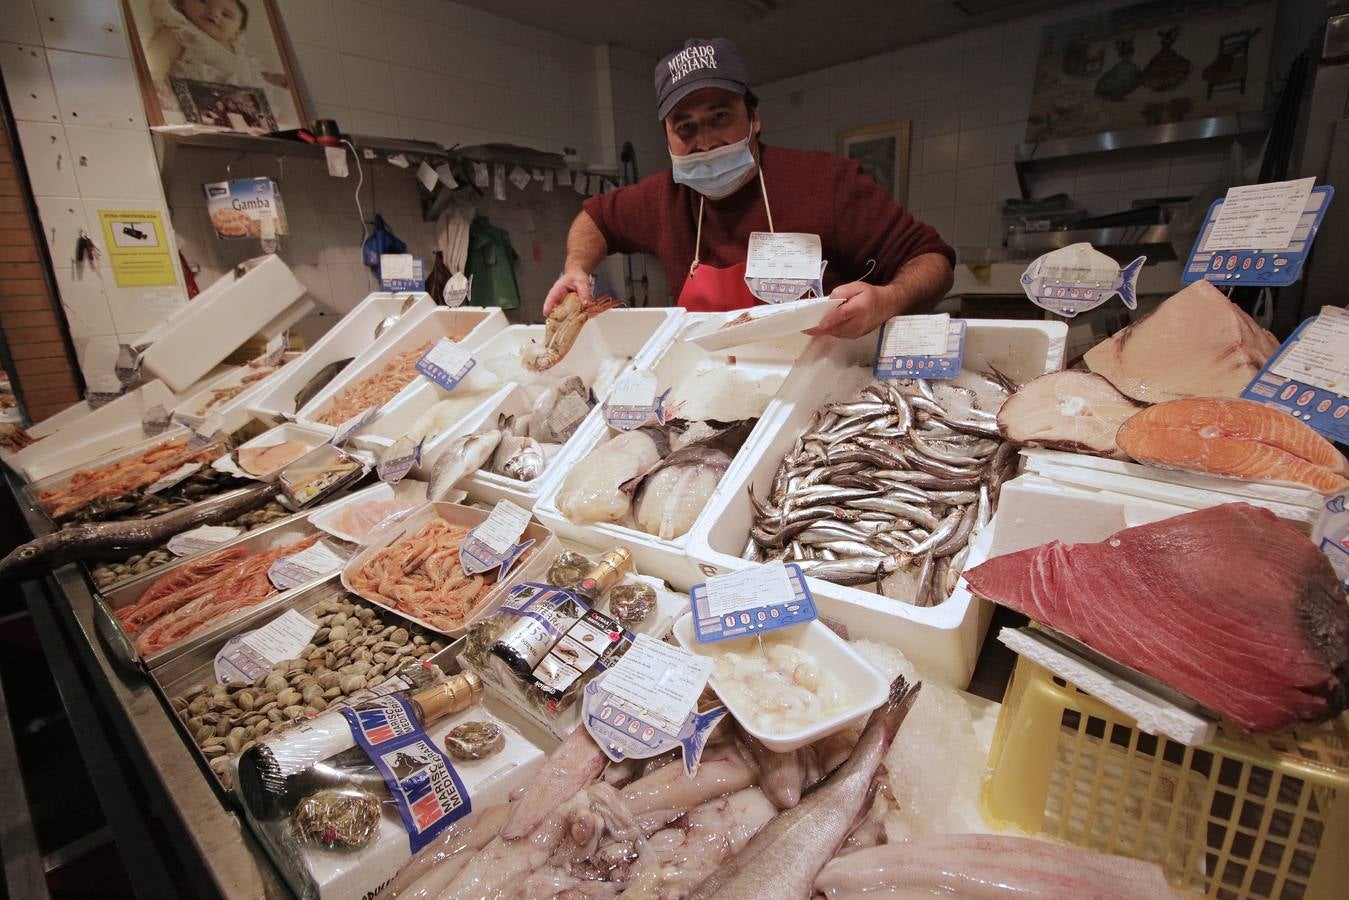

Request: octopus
left=316, top=341, right=434, bottom=425
left=347, top=518, right=494, bottom=633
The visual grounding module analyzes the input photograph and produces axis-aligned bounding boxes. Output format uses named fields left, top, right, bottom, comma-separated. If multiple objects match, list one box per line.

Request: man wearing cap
left=544, top=37, right=955, bottom=338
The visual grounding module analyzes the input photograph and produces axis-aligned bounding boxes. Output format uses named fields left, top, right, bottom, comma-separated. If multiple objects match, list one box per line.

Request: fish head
left=0, top=537, right=57, bottom=580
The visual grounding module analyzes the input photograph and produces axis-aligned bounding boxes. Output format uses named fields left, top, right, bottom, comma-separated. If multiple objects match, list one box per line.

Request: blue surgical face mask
left=670, top=135, right=757, bottom=199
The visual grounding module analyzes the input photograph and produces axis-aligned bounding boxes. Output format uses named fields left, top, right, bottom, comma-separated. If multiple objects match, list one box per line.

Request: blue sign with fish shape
left=1020, top=243, right=1144, bottom=317
left=1183, top=186, right=1333, bottom=288
left=691, top=561, right=817, bottom=644
left=583, top=679, right=726, bottom=777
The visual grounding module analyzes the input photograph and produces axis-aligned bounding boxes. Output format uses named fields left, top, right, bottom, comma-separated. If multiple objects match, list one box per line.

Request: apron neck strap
left=688, top=164, right=774, bottom=280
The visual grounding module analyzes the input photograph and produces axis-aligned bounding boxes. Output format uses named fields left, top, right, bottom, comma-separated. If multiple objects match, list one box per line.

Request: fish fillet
left=1116, top=397, right=1349, bottom=492
left=963, top=503, right=1349, bottom=733
left=997, top=370, right=1142, bottom=458
left=1085, top=280, right=1280, bottom=402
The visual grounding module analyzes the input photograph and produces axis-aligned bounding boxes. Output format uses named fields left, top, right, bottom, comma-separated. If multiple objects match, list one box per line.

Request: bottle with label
left=572, top=548, right=633, bottom=604
left=236, top=672, right=483, bottom=819
left=488, top=587, right=586, bottom=678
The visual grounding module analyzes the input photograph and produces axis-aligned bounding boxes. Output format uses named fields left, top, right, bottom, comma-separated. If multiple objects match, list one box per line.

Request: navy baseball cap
left=654, top=38, right=750, bottom=120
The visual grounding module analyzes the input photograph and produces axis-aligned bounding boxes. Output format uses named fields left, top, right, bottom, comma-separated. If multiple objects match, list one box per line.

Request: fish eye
left=19, top=547, right=37, bottom=558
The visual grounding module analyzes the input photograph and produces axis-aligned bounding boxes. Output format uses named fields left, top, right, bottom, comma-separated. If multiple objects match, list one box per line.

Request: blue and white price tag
left=1183, top=183, right=1333, bottom=287
left=603, top=369, right=668, bottom=431
left=331, top=406, right=378, bottom=446
left=460, top=500, right=535, bottom=577
left=691, top=561, right=817, bottom=644
left=380, top=253, right=424, bottom=291
left=1241, top=307, right=1349, bottom=444
left=377, top=437, right=423, bottom=484
left=267, top=540, right=346, bottom=591
left=1315, top=491, right=1349, bottom=594
left=874, top=314, right=966, bottom=381
left=416, top=338, right=476, bottom=391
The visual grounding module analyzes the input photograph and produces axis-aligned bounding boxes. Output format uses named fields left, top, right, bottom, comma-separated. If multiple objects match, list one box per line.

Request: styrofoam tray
left=533, top=315, right=813, bottom=587
left=7, top=380, right=178, bottom=482
left=140, top=256, right=308, bottom=392
left=340, top=500, right=557, bottom=638
left=294, top=307, right=508, bottom=430
left=246, top=292, right=442, bottom=423
left=171, top=352, right=302, bottom=429
left=214, top=422, right=332, bottom=482
left=24, top=397, right=92, bottom=439
left=308, top=479, right=428, bottom=544
left=673, top=612, right=888, bottom=752
left=1017, top=448, right=1326, bottom=529
left=684, top=319, right=1069, bottom=688
left=683, top=297, right=843, bottom=351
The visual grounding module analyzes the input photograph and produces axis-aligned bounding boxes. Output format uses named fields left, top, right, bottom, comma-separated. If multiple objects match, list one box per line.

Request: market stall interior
left=0, top=0, right=1347, bottom=897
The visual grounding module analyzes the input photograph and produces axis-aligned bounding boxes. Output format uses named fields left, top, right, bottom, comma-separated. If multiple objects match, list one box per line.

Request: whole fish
left=687, top=676, right=920, bottom=899
left=0, top=482, right=281, bottom=581
left=498, top=435, right=546, bottom=482
left=293, top=357, right=352, bottom=410
left=427, top=429, right=500, bottom=501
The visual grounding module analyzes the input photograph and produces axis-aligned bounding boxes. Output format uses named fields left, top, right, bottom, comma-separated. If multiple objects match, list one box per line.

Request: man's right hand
left=543, top=270, right=593, bottom=315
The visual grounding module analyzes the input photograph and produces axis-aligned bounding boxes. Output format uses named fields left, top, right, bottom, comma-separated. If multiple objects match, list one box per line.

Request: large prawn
left=521, top=293, right=621, bottom=371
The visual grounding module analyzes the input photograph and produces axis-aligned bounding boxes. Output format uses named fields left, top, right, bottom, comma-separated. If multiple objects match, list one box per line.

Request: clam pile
left=170, top=597, right=447, bottom=786
left=91, top=500, right=293, bottom=589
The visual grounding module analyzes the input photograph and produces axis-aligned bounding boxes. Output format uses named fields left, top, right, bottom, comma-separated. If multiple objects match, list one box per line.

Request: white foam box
left=171, top=352, right=304, bottom=429
left=1017, top=448, right=1326, bottom=531
left=140, top=256, right=307, bottom=393
left=7, top=380, right=178, bottom=483
left=215, top=421, right=334, bottom=482
left=684, top=319, right=1068, bottom=689
left=294, top=307, right=510, bottom=430
left=246, top=293, right=442, bottom=424
left=25, top=397, right=93, bottom=439
left=533, top=314, right=814, bottom=589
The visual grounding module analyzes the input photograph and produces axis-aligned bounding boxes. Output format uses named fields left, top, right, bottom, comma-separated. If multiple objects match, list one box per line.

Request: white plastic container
left=24, top=397, right=93, bottom=439
left=215, top=422, right=332, bottom=482
left=533, top=315, right=814, bottom=587
left=683, top=297, right=843, bottom=351
left=684, top=319, right=1068, bottom=689
left=140, top=256, right=308, bottom=392
left=673, top=613, right=888, bottom=752
left=8, top=379, right=178, bottom=482
left=246, top=292, right=441, bottom=423
left=294, top=307, right=507, bottom=429
left=170, top=352, right=302, bottom=429
left=308, top=479, right=428, bottom=545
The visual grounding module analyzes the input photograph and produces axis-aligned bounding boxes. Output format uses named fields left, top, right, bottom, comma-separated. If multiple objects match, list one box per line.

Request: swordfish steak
left=964, top=503, right=1348, bottom=733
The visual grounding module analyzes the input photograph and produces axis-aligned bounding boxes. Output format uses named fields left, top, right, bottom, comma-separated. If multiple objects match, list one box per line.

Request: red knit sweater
left=583, top=142, right=954, bottom=302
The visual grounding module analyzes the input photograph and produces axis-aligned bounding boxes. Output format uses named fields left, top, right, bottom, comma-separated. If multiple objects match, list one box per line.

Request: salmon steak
left=1116, top=396, right=1349, bottom=493
left=1085, top=280, right=1280, bottom=403
left=964, top=504, right=1349, bottom=733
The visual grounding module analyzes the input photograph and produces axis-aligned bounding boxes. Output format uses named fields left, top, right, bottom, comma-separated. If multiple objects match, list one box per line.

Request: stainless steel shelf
left=1005, top=224, right=1175, bottom=256
left=1015, top=113, right=1270, bottom=164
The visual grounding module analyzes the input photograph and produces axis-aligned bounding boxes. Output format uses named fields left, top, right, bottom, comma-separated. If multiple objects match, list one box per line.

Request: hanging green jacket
left=465, top=216, right=521, bottom=310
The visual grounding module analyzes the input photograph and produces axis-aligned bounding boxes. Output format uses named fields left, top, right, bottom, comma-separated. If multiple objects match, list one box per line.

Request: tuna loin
left=963, top=503, right=1349, bottom=733
left=997, top=370, right=1142, bottom=458
left=1084, top=280, right=1280, bottom=403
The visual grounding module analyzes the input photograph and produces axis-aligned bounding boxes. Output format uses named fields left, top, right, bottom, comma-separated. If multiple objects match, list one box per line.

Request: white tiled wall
left=1, top=0, right=187, bottom=383
left=755, top=0, right=1260, bottom=254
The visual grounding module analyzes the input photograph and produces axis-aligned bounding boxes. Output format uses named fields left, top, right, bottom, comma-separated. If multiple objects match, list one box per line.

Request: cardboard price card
left=460, top=500, right=534, bottom=577
left=416, top=338, right=476, bottom=391
left=874, top=314, right=967, bottom=381
left=690, top=561, right=817, bottom=644
left=1242, top=306, right=1349, bottom=444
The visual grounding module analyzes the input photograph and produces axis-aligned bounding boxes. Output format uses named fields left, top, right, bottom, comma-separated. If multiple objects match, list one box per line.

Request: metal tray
left=95, top=511, right=357, bottom=673
left=149, top=578, right=457, bottom=797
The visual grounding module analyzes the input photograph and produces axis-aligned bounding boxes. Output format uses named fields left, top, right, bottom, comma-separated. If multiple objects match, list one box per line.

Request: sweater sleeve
left=581, top=175, right=665, bottom=256
left=829, top=158, right=955, bottom=283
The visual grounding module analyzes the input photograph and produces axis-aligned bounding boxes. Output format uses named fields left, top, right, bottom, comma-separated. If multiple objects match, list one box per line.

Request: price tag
left=691, top=561, right=817, bottom=644
left=267, top=540, right=346, bottom=591
left=493, top=164, right=507, bottom=201
left=167, top=524, right=241, bottom=557
left=415, top=337, right=476, bottom=391
left=460, top=500, right=534, bottom=576
left=874, top=315, right=967, bottom=381
left=603, top=370, right=666, bottom=431
left=1314, top=491, right=1349, bottom=593
left=141, top=404, right=171, bottom=437
left=509, top=164, right=531, bottom=190
left=187, top=412, right=225, bottom=451
left=546, top=392, right=591, bottom=440
left=743, top=232, right=826, bottom=303
left=214, top=609, right=319, bottom=685
left=1183, top=186, right=1334, bottom=287
left=331, top=406, right=378, bottom=446
left=377, top=436, right=423, bottom=484
left=325, top=146, right=349, bottom=178
left=417, top=161, right=439, bottom=192
left=1204, top=178, right=1316, bottom=252
left=1241, top=307, right=1349, bottom=443
left=542, top=169, right=554, bottom=192
left=145, top=461, right=203, bottom=494
left=443, top=274, right=471, bottom=307
left=381, top=254, right=424, bottom=291
left=261, top=331, right=287, bottom=366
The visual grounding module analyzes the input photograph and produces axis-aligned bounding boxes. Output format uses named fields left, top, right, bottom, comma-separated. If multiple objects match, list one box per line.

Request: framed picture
left=837, top=120, right=911, bottom=206
left=121, top=0, right=307, bottom=133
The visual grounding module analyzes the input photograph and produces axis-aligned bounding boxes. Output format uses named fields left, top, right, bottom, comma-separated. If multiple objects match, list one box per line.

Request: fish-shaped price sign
left=1020, top=243, right=1145, bottom=318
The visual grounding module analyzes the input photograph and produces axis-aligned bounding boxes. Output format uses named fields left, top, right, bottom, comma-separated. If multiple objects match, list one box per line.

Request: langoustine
left=315, top=341, right=433, bottom=424
left=38, top=438, right=220, bottom=519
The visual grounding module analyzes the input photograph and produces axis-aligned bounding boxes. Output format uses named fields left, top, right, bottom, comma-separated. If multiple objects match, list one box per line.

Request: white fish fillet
left=634, top=464, right=720, bottom=539
left=997, top=370, right=1142, bottom=458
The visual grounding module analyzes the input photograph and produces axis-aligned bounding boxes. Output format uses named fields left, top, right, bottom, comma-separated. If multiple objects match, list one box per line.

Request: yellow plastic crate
left=981, top=658, right=1349, bottom=900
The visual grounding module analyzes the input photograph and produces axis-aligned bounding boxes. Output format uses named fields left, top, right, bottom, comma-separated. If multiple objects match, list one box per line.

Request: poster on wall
left=836, top=120, right=911, bottom=206
left=204, top=177, right=288, bottom=239
left=121, top=0, right=307, bottom=133
left=1026, top=0, right=1274, bottom=142
left=97, top=210, right=178, bottom=288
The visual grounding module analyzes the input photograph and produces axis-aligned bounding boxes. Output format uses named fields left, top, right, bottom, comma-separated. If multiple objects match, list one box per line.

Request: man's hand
left=543, top=270, right=593, bottom=316
left=804, top=281, right=896, bottom=339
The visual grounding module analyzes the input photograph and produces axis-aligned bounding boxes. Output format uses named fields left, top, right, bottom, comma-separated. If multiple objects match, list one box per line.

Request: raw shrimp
left=316, top=342, right=433, bottom=424
left=38, top=439, right=219, bottom=518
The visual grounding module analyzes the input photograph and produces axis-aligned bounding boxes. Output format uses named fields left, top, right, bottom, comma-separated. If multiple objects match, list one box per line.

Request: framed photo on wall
left=121, top=0, right=307, bottom=133
left=837, top=120, right=911, bottom=207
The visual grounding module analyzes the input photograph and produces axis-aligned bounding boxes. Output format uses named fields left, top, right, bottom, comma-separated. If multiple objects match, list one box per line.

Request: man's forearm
left=564, top=211, right=609, bottom=277
left=883, top=252, right=955, bottom=316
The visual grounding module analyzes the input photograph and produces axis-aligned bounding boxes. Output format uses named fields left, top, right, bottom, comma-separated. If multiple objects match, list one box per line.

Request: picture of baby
left=125, top=0, right=306, bottom=132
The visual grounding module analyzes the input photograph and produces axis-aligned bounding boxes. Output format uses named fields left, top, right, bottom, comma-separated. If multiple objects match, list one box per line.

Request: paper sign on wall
left=204, top=177, right=288, bottom=241
left=97, top=209, right=177, bottom=287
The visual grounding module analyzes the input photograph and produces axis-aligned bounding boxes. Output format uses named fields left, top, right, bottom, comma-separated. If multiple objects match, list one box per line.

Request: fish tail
left=1117, top=256, right=1146, bottom=309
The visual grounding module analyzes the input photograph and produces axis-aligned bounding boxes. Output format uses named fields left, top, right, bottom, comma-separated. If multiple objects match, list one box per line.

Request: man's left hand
left=804, top=281, right=896, bottom=339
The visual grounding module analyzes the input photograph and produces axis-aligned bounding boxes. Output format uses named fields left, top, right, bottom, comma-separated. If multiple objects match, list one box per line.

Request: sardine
left=0, top=482, right=282, bottom=581
left=427, top=430, right=501, bottom=501
left=293, top=357, right=352, bottom=410
left=794, top=556, right=898, bottom=585
left=686, top=676, right=920, bottom=899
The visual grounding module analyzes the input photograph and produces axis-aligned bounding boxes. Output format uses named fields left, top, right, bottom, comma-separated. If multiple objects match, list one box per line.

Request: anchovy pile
left=747, top=374, right=1018, bottom=606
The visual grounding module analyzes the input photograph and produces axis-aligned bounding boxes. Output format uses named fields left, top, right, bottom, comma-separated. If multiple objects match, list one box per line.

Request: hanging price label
left=145, top=461, right=203, bottom=494
left=690, top=561, right=817, bottom=643
left=377, top=436, right=423, bottom=484
left=460, top=500, right=534, bottom=576
left=167, top=524, right=241, bottom=557
left=267, top=540, right=347, bottom=591
left=332, top=406, right=378, bottom=446
left=214, top=609, right=319, bottom=684
left=603, top=369, right=667, bottom=431
left=415, top=338, right=476, bottom=391
left=141, top=404, right=171, bottom=437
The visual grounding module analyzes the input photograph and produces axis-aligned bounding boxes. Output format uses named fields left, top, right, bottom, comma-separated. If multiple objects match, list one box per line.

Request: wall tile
left=34, top=0, right=128, bottom=57
left=956, top=125, right=998, bottom=168
left=341, top=54, right=394, bottom=112
left=0, top=42, right=61, bottom=123
left=954, top=204, right=993, bottom=246
left=65, top=126, right=160, bottom=197
left=915, top=171, right=957, bottom=210
left=33, top=195, right=92, bottom=267
left=53, top=267, right=115, bottom=339
left=347, top=108, right=400, bottom=137
left=1, top=1, right=42, bottom=45
left=277, top=0, right=338, bottom=49
left=46, top=49, right=144, bottom=129
left=335, top=0, right=390, bottom=60
left=955, top=165, right=996, bottom=207
left=14, top=120, right=78, bottom=195
left=292, top=43, right=347, bottom=107
left=918, top=98, right=960, bottom=138
left=958, top=89, right=1001, bottom=133
left=105, top=280, right=182, bottom=334
left=921, top=133, right=958, bottom=173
